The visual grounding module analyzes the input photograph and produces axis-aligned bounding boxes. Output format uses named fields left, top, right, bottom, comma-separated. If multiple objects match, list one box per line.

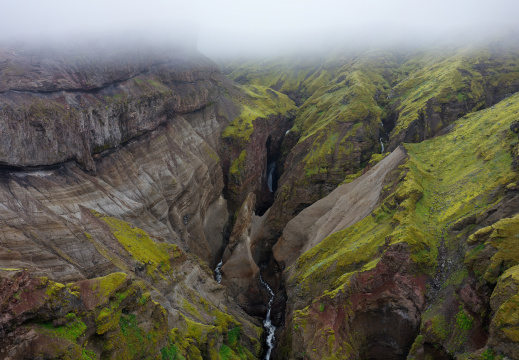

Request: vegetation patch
left=33, top=313, right=87, bottom=342
left=92, top=211, right=180, bottom=277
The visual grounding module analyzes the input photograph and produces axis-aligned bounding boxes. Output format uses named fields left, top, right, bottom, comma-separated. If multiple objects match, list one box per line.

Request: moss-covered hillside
left=276, top=90, right=519, bottom=359
left=226, top=40, right=519, bottom=241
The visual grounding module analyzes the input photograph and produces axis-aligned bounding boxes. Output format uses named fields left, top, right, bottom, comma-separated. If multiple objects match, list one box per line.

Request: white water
left=214, top=260, right=223, bottom=283
left=267, top=161, right=276, bottom=193
left=259, top=274, right=276, bottom=360
left=380, top=137, right=385, bottom=153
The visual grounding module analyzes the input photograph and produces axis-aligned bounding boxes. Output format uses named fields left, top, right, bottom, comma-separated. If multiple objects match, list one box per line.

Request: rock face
left=220, top=193, right=264, bottom=316
left=0, top=43, right=224, bottom=172
left=0, top=42, right=263, bottom=359
left=0, top=115, right=225, bottom=277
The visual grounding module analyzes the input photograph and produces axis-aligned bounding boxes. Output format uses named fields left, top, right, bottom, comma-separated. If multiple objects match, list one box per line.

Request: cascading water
left=380, top=137, right=385, bottom=153
left=214, top=260, right=223, bottom=283
left=259, top=274, right=276, bottom=360
left=267, top=161, right=276, bottom=193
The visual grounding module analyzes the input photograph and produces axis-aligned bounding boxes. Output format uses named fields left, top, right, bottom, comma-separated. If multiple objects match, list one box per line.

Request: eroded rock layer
left=0, top=44, right=224, bottom=172
left=0, top=43, right=263, bottom=359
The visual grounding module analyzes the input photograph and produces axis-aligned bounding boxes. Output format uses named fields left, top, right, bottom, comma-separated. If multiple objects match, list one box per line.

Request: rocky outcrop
left=277, top=243, right=426, bottom=360
left=0, top=113, right=228, bottom=276
left=0, top=260, right=261, bottom=359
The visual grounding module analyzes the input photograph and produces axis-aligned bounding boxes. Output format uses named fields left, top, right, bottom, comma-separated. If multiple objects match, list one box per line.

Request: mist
left=1, top=0, right=518, bottom=59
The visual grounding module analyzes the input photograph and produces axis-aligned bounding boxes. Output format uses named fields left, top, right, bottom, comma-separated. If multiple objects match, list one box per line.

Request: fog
left=1, top=0, right=518, bottom=58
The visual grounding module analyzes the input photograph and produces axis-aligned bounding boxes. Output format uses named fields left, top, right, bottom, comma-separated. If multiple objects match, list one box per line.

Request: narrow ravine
left=259, top=274, right=276, bottom=360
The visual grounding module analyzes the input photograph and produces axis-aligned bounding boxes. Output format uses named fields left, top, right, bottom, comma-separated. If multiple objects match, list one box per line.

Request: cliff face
left=0, top=43, right=263, bottom=359
left=0, top=44, right=223, bottom=172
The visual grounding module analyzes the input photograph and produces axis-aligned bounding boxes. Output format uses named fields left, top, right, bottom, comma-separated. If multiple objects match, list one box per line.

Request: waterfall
left=259, top=274, right=276, bottom=360
left=380, top=137, right=385, bottom=153
left=214, top=260, right=223, bottom=283
left=267, top=161, right=276, bottom=193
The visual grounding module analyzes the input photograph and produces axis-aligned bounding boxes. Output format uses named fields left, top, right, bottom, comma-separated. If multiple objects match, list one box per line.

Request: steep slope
left=0, top=43, right=266, bottom=359
left=227, top=41, right=519, bottom=249
left=274, top=92, right=519, bottom=359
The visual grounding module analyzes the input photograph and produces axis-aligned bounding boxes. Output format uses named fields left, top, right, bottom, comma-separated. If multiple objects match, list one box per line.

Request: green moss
left=222, top=84, right=296, bottom=147
left=229, top=150, right=247, bottom=187
left=430, top=314, right=449, bottom=341
left=219, top=344, right=240, bottom=360
left=93, top=272, right=128, bottom=300
left=481, top=348, right=496, bottom=360
left=81, top=349, right=97, bottom=360
left=490, top=265, right=519, bottom=343
left=138, top=292, right=151, bottom=306
left=227, top=326, right=241, bottom=346
left=34, top=314, right=87, bottom=342
left=161, top=344, right=185, bottom=360
left=93, top=211, right=179, bottom=277
left=466, top=214, right=519, bottom=284
left=84, top=232, right=131, bottom=273
left=456, top=307, right=474, bottom=331
left=96, top=307, right=120, bottom=335
left=180, top=297, right=205, bottom=322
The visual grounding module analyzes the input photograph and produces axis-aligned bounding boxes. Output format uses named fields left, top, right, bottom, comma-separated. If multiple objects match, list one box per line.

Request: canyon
left=0, top=35, right=519, bottom=360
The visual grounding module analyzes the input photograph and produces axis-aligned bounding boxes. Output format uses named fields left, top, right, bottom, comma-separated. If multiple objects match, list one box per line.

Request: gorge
left=0, top=32, right=519, bottom=360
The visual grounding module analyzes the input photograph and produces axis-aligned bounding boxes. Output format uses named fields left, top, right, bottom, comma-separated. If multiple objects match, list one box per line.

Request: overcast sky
left=1, top=0, right=518, bottom=58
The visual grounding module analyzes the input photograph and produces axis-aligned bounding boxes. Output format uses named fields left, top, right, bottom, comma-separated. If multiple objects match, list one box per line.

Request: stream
left=259, top=274, right=276, bottom=360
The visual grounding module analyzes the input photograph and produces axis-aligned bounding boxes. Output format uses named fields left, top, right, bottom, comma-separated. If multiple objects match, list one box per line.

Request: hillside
left=0, top=36, right=518, bottom=360
left=275, top=91, right=519, bottom=359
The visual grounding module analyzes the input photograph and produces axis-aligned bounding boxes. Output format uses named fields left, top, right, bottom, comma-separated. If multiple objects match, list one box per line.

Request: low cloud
left=1, top=0, right=518, bottom=58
